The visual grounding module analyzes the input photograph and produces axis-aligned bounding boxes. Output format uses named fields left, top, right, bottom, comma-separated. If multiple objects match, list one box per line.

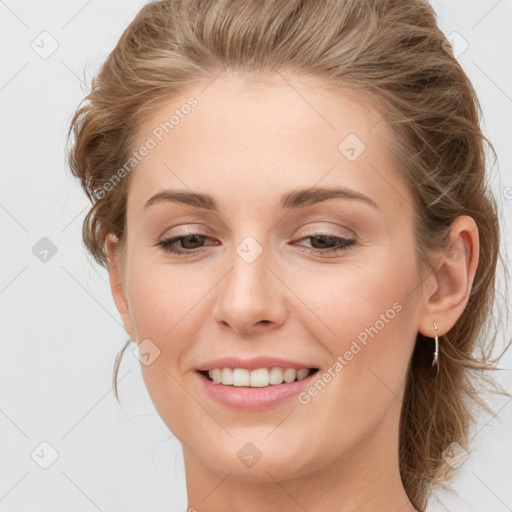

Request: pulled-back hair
left=66, top=1, right=509, bottom=509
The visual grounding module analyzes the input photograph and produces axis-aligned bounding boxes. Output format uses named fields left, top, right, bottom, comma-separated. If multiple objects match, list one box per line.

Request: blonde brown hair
left=66, top=0, right=509, bottom=509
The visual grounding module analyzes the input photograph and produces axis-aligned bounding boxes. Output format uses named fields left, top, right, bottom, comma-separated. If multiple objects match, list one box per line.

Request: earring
left=432, top=320, right=439, bottom=369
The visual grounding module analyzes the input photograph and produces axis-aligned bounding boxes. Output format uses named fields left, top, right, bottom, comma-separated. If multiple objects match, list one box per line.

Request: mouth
left=196, top=367, right=320, bottom=410
left=198, top=367, right=319, bottom=387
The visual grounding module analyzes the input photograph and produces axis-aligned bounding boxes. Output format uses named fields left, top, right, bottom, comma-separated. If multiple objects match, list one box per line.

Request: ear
left=418, top=215, right=479, bottom=338
left=105, top=233, right=136, bottom=340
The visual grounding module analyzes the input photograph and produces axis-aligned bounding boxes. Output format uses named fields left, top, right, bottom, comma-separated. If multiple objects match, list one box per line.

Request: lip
left=196, top=356, right=317, bottom=372
left=196, top=367, right=319, bottom=410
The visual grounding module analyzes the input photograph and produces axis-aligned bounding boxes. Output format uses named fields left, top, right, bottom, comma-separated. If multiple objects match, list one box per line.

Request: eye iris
left=181, top=234, right=206, bottom=249
left=310, top=235, right=336, bottom=249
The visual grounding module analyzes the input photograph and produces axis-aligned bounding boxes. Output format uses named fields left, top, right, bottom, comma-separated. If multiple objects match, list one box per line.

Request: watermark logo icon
left=133, top=338, right=161, bottom=366
left=31, top=31, right=59, bottom=59
left=237, top=442, right=262, bottom=468
left=32, top=237, right=58, bottom=263
left=338, top=133, right=366, bottom=161
left=442, top=32, right=469, bottom=59
left=442, top=441, right=468, bottom=469
left=31, top=441, right=59, bottom=469
left=236, top=236, right=263, bottom=264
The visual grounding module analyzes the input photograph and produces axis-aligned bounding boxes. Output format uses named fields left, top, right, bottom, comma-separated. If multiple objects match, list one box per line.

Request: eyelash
left=155, top=233, right=356, bottom=257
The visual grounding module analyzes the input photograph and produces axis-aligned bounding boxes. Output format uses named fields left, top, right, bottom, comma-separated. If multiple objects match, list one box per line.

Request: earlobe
left=105, top=233, right=136, bottom=340
left=418, top=215, right=479, bottom=338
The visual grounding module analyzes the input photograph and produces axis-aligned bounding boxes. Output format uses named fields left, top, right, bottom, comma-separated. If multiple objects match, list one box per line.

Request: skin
left=105, top=71, right=479, bottom=512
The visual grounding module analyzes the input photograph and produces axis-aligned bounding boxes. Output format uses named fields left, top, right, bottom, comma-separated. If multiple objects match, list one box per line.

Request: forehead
left=127, top=71, right=411, bottom=216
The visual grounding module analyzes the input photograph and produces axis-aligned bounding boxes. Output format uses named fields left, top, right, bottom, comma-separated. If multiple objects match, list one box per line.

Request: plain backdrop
left=1, top=1, right=511, bottom=511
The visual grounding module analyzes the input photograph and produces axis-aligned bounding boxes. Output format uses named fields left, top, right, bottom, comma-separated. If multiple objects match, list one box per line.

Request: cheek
left=126, top=259, right=206, bottom=340
left=294, top=246, right=420, bottom=407
left=124, top=259, right=223, bottom=393
left=294, top=247, right=418, bottom=351
left=124, top=264, right=210, bottom=434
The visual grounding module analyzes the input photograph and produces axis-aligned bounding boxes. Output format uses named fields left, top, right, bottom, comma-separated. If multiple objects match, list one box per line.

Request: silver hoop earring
left=432, top=320, right=439, bottom=369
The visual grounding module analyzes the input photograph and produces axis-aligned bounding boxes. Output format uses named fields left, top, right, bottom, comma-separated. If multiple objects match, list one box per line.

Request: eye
left=293, top=234, right=356, bottom=256
left=155, top=233, right=356, bottom=257
left=156, top=233, right=216, bottom=255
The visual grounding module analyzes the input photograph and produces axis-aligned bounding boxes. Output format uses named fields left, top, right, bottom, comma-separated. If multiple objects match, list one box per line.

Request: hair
left=66, top=0, right=510, bottom=509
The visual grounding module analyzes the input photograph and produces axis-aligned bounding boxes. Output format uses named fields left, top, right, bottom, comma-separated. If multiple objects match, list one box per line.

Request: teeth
left=206, top=367, right=313, bottom=387
left=211, top=369, right=222, bottom=384
left=269, top=367, right=283, bottom=385
left=232, top=368, right=250, bottom=387
left=249, top=368, right=269, bottom=387
left=283, top=368, right=296, bottom=383
left=296, top=368, right=310, bottom=381
left=221, top=368, right=233, bottom=385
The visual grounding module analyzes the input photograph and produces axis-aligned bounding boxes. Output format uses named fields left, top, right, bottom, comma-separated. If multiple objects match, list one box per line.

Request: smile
left=202, top=367, right=316, bottom=387
left=196, top=367, right=319, bottom=410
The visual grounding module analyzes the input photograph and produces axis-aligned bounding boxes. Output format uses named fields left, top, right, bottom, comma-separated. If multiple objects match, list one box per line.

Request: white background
left=1, top=1, right=511, bottom=511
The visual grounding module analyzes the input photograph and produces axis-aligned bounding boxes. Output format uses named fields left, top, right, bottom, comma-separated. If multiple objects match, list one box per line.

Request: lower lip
left=197, top=371, right=317, bottom=410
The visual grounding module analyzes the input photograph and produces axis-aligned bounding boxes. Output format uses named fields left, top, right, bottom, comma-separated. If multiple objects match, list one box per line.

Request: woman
left=67, top=0, right=507, bottom=510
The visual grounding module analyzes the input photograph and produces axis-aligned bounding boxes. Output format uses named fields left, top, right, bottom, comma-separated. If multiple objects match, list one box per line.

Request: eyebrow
left=143, top=186, right=379, bottom=212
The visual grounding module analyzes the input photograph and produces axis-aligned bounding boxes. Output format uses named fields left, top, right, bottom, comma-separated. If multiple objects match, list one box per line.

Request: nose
left=212, top=242, right=287, bottom=334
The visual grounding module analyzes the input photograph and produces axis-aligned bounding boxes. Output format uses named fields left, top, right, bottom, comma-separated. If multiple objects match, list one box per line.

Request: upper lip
left=196, top=356, right=318, bottom=372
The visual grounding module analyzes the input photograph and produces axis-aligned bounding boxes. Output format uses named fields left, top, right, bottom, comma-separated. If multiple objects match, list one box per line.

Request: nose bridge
left=212, top=233, right=286, bottom=332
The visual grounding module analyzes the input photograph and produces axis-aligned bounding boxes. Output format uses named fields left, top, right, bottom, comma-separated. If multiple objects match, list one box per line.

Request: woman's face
left=109, top=72, right=428, bottom=482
